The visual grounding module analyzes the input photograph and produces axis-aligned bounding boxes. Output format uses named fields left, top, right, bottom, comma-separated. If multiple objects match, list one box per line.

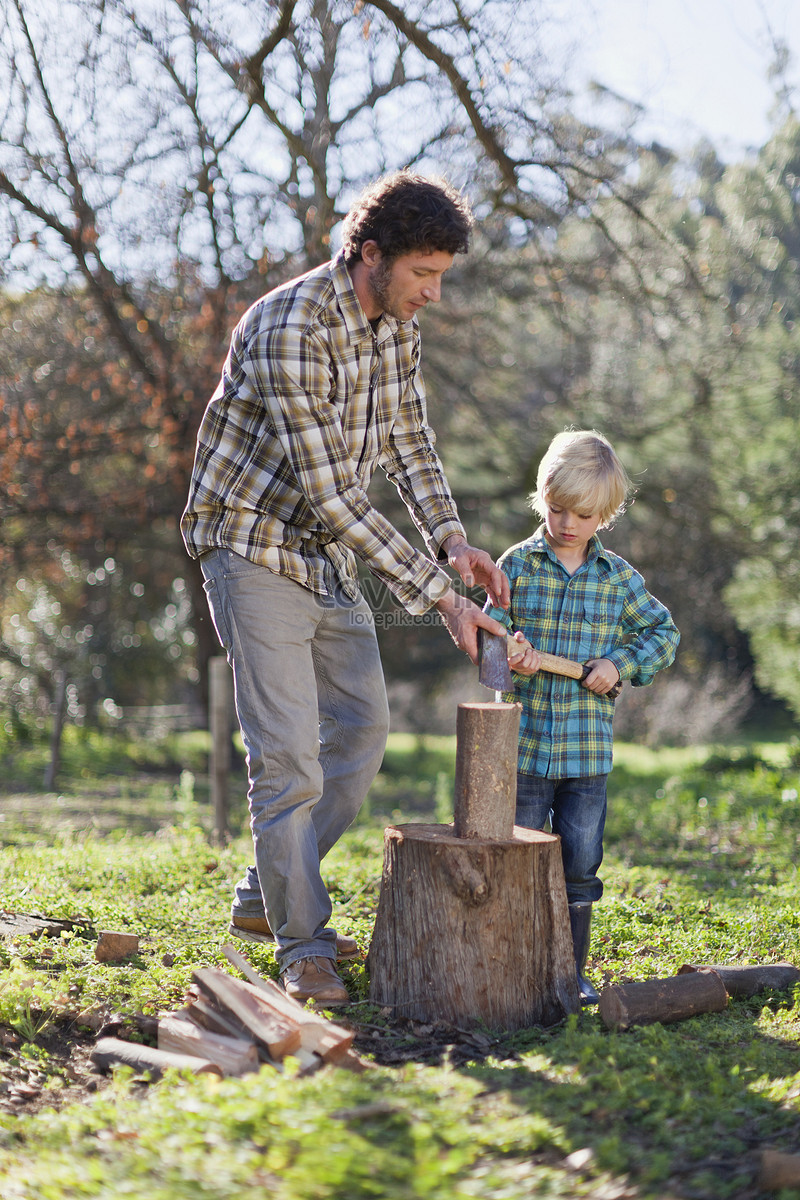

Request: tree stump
left=368, top=702, right=579, bottom=1031
left=368, top=823, right=579, bottom=1029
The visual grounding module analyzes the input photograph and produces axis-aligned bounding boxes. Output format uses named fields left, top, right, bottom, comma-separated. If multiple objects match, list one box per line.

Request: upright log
left=453, top=702, right=521, bottom=839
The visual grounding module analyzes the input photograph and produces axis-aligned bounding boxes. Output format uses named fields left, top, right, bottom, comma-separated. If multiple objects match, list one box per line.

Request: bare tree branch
left=364, top=0, right=520, bottom=193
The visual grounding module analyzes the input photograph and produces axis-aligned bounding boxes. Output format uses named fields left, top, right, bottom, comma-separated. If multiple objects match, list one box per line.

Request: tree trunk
left=368, top=822, right=579, bottom=1030
left=599, top=969, right=728, bottom=1031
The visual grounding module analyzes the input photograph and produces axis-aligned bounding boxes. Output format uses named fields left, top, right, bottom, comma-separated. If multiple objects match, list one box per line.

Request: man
left=181, top=171, right=510, bottom=1005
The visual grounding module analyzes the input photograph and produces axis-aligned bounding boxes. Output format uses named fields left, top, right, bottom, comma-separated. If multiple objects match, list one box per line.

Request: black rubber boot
left=568, top=901, right=600, bottom=1005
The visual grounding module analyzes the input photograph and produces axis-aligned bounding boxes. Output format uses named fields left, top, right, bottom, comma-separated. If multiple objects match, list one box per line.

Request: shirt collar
left=530, top=525, right=612, bottom=567
left=329, top=250, right=408, bottom=346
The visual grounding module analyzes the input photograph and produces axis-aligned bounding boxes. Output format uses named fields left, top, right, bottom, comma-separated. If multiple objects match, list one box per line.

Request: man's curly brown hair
left=341, top=170, right=473, bottom=265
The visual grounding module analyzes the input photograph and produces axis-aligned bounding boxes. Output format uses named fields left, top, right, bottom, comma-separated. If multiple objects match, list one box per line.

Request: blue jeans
left=200, top=549, right=390, bottom=968
left=516, top=772, right=607, bottom=904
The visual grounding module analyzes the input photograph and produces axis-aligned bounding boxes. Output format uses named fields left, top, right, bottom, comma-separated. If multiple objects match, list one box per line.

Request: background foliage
left=1, top=0, right=799, bottom=737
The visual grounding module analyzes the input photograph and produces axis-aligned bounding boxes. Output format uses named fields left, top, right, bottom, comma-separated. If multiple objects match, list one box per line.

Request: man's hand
left=435, top=588, right=508, bottom=663
left=442, top=536, right=510, bottom=609
left=582, top=658, right=621, bottom=695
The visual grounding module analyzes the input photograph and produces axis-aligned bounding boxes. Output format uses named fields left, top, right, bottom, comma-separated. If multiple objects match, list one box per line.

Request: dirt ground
left=0, top=838, right=522, bottom=1122
left=0, top=1011, right=513, bottom=1121
left=0, top=1021, right=112, bottom=1117
left=0, top=787, right=522, bottom=1120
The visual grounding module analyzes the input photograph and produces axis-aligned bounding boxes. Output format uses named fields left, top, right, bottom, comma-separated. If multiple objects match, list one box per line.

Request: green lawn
left=0, top=727, right=798, bottom=1198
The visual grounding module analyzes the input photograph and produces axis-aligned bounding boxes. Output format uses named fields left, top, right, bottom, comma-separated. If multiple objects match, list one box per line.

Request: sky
left=548, top=0, right=800, bottom=157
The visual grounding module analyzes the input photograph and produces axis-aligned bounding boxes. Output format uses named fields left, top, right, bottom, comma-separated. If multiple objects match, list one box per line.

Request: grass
left=0, top=725, right=799, bottom=1198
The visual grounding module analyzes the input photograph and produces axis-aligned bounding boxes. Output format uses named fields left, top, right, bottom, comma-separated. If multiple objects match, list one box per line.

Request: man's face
left=366, top=248, right=454, bottom=322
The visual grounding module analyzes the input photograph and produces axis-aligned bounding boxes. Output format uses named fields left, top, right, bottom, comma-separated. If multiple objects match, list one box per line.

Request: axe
left=477, top=629, right=622, bottom=698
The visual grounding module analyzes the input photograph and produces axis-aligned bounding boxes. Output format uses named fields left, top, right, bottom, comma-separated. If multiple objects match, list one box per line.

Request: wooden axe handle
left=505, top=636, right=586, bottom=681
left=505, top=636, right=622, bottom=697
left=536, top=649, right=590, bottom=681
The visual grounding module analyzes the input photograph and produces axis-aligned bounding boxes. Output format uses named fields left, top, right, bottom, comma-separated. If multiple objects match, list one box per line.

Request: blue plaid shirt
left=488, top=528, right=679, bottom=779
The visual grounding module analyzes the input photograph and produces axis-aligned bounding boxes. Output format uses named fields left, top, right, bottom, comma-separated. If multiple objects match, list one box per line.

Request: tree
left=2, top=0, right=662, bottom=722
left=707, top=119, right=800, bottom=718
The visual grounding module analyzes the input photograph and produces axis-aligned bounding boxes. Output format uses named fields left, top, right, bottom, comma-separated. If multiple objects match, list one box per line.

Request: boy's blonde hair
left=529, top=429, right=632, bottom=528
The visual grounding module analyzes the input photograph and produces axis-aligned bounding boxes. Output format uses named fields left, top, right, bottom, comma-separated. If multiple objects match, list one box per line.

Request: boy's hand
left=582, top=658, right=621, bottom=695
left=506, top=631, right=541, bottom=677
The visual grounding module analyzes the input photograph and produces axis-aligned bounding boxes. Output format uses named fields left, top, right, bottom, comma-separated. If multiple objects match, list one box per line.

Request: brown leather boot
left=281, top=956, right=349, bottom=1006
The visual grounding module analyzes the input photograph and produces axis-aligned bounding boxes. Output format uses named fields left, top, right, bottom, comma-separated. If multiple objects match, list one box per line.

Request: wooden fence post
left=44, top=669, right=67, bottom=791
left=209, top=656, right=232, bottom=843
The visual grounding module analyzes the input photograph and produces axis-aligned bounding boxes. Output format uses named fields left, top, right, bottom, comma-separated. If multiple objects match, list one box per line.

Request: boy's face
left=542, top=496, right=602, bottom=561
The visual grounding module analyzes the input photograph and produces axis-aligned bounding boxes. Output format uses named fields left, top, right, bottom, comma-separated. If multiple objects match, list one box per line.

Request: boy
left=489, top=430, right=679, bottom=1003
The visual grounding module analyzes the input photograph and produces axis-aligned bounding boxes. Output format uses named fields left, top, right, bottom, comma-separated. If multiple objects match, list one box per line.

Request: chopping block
left=367, top=702, right=580, bottom=1031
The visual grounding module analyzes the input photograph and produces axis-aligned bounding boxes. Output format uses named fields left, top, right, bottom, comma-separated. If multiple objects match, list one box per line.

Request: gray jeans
left=200, top=548, right=389, bottom=968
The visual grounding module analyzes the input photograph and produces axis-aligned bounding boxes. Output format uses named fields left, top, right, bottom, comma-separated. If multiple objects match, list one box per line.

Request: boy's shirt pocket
left=579, top=588, right=627, bottom=657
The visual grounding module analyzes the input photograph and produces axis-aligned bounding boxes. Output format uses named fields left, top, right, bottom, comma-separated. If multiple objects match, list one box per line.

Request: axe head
left=478, top=628, right=513, bottom=691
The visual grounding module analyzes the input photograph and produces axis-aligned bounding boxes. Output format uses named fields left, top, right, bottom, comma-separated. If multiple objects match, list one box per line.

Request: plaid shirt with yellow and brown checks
left=181, top=252, right=466, bottom=615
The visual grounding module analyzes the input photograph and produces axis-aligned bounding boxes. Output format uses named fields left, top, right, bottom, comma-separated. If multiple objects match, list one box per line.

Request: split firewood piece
left=678, top=962, right=800, bottom=998
left=91, top=1036, right=222, bottom=1080
left=95, top=931, right=139, bottom=962
left=180, top=998, right=283, bottom=1070
left=759, top=1149, right=800, bottom=1190
left=185, top=981, right=320, bottom=1072
left=192, top=967, right=301, bottom=1060
left=183, top=989, right=253, bottom=1041
left=158, top=1015, right=259, bottom=1077
left=329, top=1047, right=371, bottom=1074
left=599, top=968, right=728, bottom=1031
left=221, top=945, right=355, bottom=1061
